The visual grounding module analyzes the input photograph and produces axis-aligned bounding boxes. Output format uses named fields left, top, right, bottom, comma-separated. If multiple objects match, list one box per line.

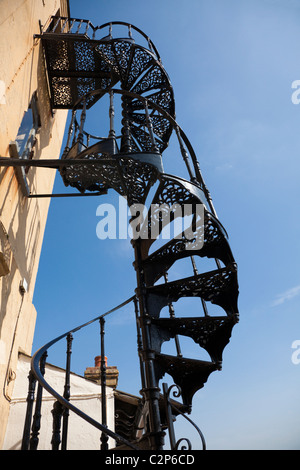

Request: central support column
left=132, top=236, right=165, bottom=451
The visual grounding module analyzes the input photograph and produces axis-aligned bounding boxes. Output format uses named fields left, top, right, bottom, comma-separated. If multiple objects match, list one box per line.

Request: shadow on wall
left=0, top=40, right=58, bottom=334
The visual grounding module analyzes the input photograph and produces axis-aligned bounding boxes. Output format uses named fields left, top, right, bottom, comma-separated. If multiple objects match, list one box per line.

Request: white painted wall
left=3, top=354, right=116, bottom=450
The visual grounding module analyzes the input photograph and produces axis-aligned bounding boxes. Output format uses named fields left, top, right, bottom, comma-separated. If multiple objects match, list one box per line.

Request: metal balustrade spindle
left=75, top=20, right=83, bottom=34
left=134, top=296, right=146, bottom=391
left=109, top=90, right=115, bottom=139
left=144, top=99, right=158, bottom=153
left=61, top=333, right=73, bottom=450
left=29, top=351, right=48, bottom=450
left=77, top=99, right=87, bottom=148
left=121, top=96, right=132, bottom=153
left=191, top=256, right=209, bottom=317
left=163, top=272, right=182, bottom=357
left=63, top=109, right=76, bottom=157
left=100, top=317, right=108, bottom=450
left=21, top=371, right=37, bottom=449
left=51, top=400, right=63, bottom=450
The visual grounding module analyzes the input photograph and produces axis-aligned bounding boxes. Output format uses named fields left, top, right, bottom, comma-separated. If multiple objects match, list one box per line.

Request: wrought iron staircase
left=2, top=17, right=239, bottom=450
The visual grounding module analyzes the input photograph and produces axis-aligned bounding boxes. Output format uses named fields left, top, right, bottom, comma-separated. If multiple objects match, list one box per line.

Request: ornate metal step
left=146, top=264, right=239, bottom=317
left=154, top=353, right=218, bottom=410
left=139, top=174, right=209, bottom=253
left=150, top=315, right=238, bottom=365
left=142, top=212, right=234, bottom=286
left=40, top=34, right=120, bottom=108
left=60, top=151, right=162, bottom=203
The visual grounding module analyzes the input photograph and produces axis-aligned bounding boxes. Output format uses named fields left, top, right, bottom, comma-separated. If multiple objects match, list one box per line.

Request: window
left=9, top=91, right=41, bottom=196
left=15, top=91, right=41, bottom=161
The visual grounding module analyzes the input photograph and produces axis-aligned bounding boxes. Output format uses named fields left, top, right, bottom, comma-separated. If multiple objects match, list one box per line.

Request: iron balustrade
left=21, top=294, right=206, bottom=451
left=37, top=17, right=161, bottom=61
left=21, top=296, right=139, bottom=450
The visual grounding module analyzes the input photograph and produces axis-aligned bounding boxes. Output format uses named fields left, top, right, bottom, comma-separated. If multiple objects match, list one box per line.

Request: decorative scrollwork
left=166, top=383, right=182, bottom=400
left=163, top=383, right=206, bottom=450
left=174, top=438, right=192, bottom=450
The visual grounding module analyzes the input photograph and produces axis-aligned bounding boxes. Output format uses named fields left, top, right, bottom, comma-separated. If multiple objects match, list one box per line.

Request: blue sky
left=32, top=0, right=300, bottom=449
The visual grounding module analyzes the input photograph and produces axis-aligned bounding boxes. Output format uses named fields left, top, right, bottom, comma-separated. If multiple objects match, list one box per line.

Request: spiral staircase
left=7, top=17, right=239, bottom=450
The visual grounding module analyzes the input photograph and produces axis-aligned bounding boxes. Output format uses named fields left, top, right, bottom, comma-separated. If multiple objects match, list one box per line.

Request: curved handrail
left=172, top=403, right=206, bottom=450
left=31, top=295, right=140, bottom=450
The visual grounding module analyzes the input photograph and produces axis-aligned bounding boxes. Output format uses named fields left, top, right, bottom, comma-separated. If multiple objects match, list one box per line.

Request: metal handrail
left=41, top=16, right=160, bottom=61
left=29, top=295, right=139, bottom=450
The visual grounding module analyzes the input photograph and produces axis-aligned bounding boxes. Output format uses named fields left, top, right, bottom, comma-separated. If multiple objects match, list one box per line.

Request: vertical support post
left=190, top=257, right=209, bottom=316
left=100, top=317, right=109, bottom=450
left=61, top=18, right=69, bottom=33
left=51, top=401, right=63, bottom=450
left=109, top=90, right=115, bottom=139
left=52, top=16, right=61, bottom=33
left=162, top=383, right=176, bottom=449
left=77, top=98, right=86, bottom=149
left=121, top=95, right=132, bottom=153
left=72, top=121, right=78, bottom=146
left=84, top=20, right=90, bottom=36
left=144, top=99, right=158, bottom=152
left=134, top=296, right=146, bottom=391
left=75, top=19, right=83, bottom=34
left=63, top=109, right=76, bottom=156
left=132, top=236, right=164, bottom=450
left=29, top=351, right=48, bottom=450
left=68, top=19, right=76, bottom=34
left=163, top=272, right=182, bottom=357
left=61, top=333, right=73, bottom=450
left=21, top=370, right=37, bottom=450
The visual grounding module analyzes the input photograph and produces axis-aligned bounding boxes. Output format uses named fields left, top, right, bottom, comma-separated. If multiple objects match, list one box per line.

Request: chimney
left=84, top=356, right=119, bottom=389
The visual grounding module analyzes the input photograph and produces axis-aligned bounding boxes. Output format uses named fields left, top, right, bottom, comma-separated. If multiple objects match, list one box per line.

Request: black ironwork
left=100, top=318, right=109, bottom=450
left=21, top=371, right=37, bottom=450
left=12, top=17, right=239, bottom=450
left=162, top=382, right=206, bottom=450
left=27, top=296, right=140, bottom=450
left=29, top=351, right=47, bottom=450
left=61, top=333, right=73, bottom=450
left=51, top=400, right=64, bottom=450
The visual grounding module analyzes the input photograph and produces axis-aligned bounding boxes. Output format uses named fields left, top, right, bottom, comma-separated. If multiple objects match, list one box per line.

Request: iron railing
left=22, top=296, right=139, bottom=450
left=37, top=17, right=161, bottom=61
left=21, top=295, right=205, bottom=450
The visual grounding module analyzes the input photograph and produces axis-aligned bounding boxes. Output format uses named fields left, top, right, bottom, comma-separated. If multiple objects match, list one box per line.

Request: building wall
left=3, top=354, right=116, bottom=450
left=0, top=0, right=69, bottom=447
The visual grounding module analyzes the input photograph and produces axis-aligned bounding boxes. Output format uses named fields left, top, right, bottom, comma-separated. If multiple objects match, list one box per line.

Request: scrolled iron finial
left=175, top=438, right=192, bottom=451
left=166, top=383, right=182, bottom=400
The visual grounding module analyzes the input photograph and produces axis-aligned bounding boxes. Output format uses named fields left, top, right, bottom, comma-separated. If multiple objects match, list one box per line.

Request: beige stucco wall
left=3, top=354, right=116, bottom=450
left=0, top=0, right=69, bottom=447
